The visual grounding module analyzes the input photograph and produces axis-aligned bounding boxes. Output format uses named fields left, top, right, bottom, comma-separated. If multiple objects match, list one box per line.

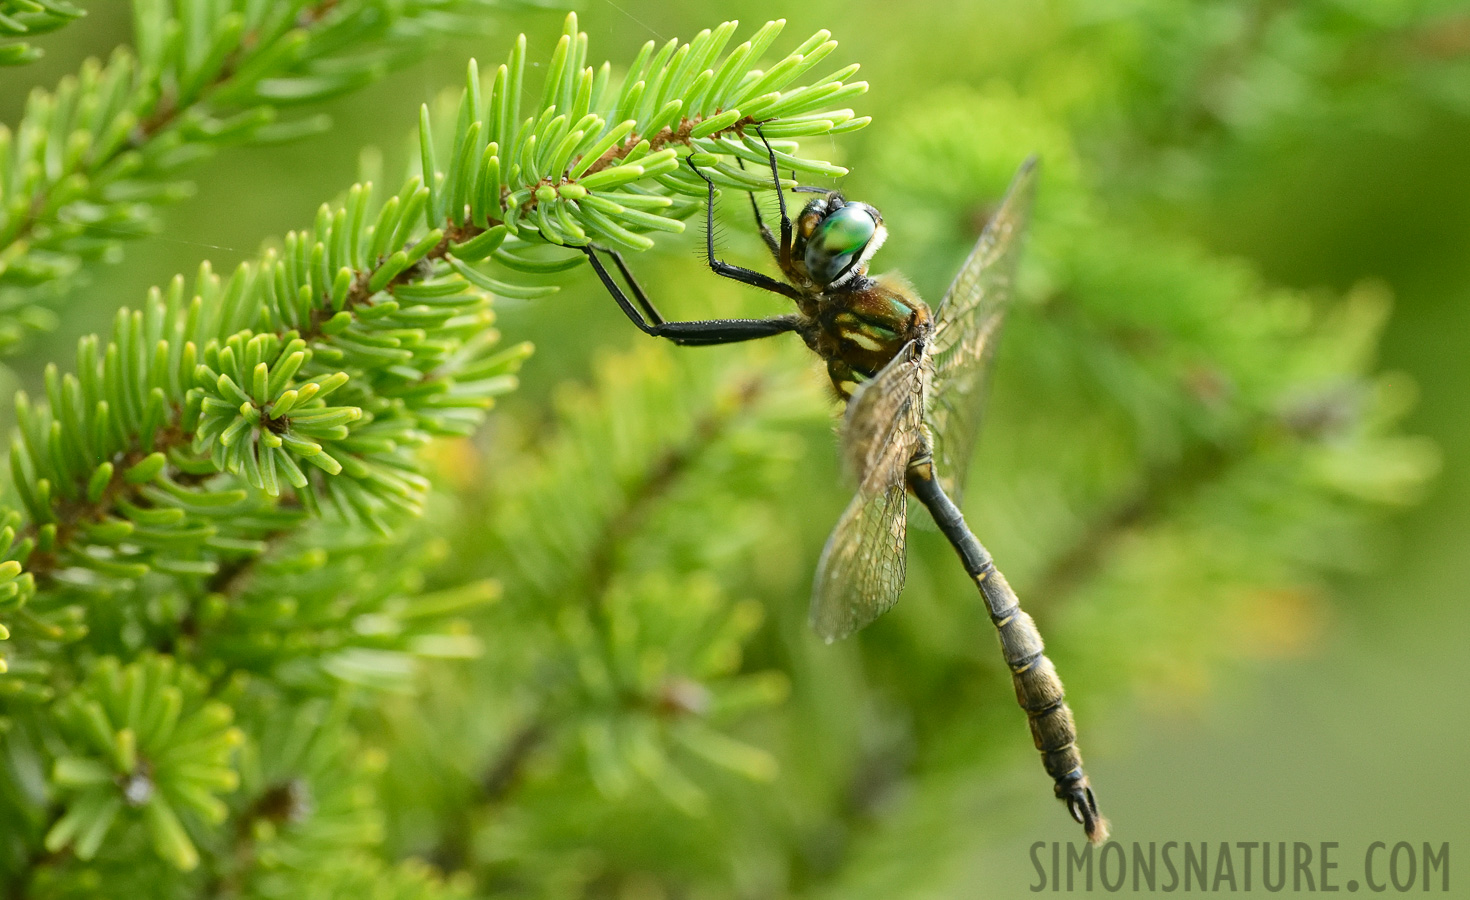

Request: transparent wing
left=927, top=156, right=1038, bottom=503
left=809, top=344, right=926, bottom=642
left=809, top=482, right=908, bottom=642
left=840, top=342, right=927, bottom=491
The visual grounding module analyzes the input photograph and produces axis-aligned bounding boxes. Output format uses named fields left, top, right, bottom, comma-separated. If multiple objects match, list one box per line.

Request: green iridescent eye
left=806, top=206, right=876, bottom=284
left=816, top=206, right=876, bottom=254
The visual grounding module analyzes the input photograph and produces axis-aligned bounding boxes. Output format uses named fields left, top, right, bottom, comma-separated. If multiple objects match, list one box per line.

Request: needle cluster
left=0, top=9, right=868, bottom=894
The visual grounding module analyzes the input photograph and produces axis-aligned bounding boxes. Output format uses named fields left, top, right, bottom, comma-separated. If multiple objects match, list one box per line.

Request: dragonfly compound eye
left=806, top=205, right=877, bottom=285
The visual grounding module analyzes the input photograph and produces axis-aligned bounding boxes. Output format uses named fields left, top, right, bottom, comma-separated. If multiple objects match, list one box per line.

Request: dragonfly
left=579, top=131, right=1108, bottom=844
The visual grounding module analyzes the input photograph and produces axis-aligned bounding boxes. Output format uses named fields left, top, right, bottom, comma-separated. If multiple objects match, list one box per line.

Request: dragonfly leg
left=583, top=245, right=799, bottom=346
left=603, top=247, right=664, bottom=325
left=752, top=125, right=794, bottom=268
left=906, top=455, right=1110, bottom=845
left=652, top=315, right=801, bottom=346
left=735, top=157, right=781, bottom=260
left=686, top=158, right=802, bottom=301
left=583, top=245, right=659, bottom=334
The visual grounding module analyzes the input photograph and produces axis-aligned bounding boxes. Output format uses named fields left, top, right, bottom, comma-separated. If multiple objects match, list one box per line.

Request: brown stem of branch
left=428, top=372, right=772, bottom=877
left=1028, top=434, right=1243, bottom=611
left=584, top=374, right=767, bottom=602
left=18, top=113, right=759, bottom=587
left=12, top=1, right=342, bottom=256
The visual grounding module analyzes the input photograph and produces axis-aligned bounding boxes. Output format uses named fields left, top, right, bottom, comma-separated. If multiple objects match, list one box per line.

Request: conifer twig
left=0, top=0, right=83, bottom=66
left=0, top=15, right=866, bottom=881
left=0, top=0, right=529, bottom=350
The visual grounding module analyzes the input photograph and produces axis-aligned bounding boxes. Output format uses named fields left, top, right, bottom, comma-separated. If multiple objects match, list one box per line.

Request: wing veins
left=810, top=345, right=927, bottom=641
left=927, top=157, right=1038, bottom=502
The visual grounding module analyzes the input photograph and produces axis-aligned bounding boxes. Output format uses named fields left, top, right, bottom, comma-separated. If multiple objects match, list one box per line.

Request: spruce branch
left=0, top=18, right=866, bottom=884
left=404, top=344, right=820, bottom=874
left=204, top=690, right=387, bottom=896
left=1030, top=423, right=1241, bottom=610
left=200, top=524, right=500, bottom=688
left=0, top=0, right=537, bottom=351
left=44, top=654, right=241, bottom=871
left=0, top=12, right=866, bottom=664
left=416, top=13, right=867, bottom=256
left=0, top=168, right=530, bottom=657
left=0, top=0, right=82, bottom=66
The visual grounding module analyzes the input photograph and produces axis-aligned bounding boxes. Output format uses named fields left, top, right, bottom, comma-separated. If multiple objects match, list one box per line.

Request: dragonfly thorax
left=809, top=272, right=933, bottom=400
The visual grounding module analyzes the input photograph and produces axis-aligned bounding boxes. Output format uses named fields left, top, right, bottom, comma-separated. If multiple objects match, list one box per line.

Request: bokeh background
left=4, top=0, right=1467, bottom=895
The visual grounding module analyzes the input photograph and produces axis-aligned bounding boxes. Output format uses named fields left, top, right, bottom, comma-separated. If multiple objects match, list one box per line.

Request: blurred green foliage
left=0, top=1, right=82, bottom=66
left=0, top=0, right=1466, bottom=897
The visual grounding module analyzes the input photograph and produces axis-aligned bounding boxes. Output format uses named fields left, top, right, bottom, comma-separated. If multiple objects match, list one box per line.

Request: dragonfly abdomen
left=984, top=576, right=1097, bottom=822
left=906, top=456, right=1109, bottom=845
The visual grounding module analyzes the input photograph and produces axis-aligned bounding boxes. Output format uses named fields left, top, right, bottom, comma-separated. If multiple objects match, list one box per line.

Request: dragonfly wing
left=928, top=157, right=1039, bottom=502
left=810, top=481, right=909, bottom=642
left=810, top=344, right=926, bottom=642
left=840, top=341, right=927, bottom=492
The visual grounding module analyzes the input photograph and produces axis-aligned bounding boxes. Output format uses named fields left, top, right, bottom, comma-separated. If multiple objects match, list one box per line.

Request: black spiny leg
left=654, top=315, right=801, bottom=346
left=685, top=158, right=802, bottom=302
left=582, top=246, right=799, bottom=346
left=754, top=125, right=794, bottom=268
left=735, top=157, right=781, bottom=261
left=604, top=247, right=664, bottom=325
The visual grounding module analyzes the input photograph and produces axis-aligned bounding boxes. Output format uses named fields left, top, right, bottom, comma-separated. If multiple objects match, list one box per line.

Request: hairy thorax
left=800, top=272, right=932, bottom=399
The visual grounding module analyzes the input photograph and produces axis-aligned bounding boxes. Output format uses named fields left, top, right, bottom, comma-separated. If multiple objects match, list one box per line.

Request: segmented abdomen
left=907, top=457, right=1108, bottom=844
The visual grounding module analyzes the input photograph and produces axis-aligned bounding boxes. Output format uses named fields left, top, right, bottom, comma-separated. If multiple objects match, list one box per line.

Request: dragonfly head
left=795, top=192, right=886, bottom=289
